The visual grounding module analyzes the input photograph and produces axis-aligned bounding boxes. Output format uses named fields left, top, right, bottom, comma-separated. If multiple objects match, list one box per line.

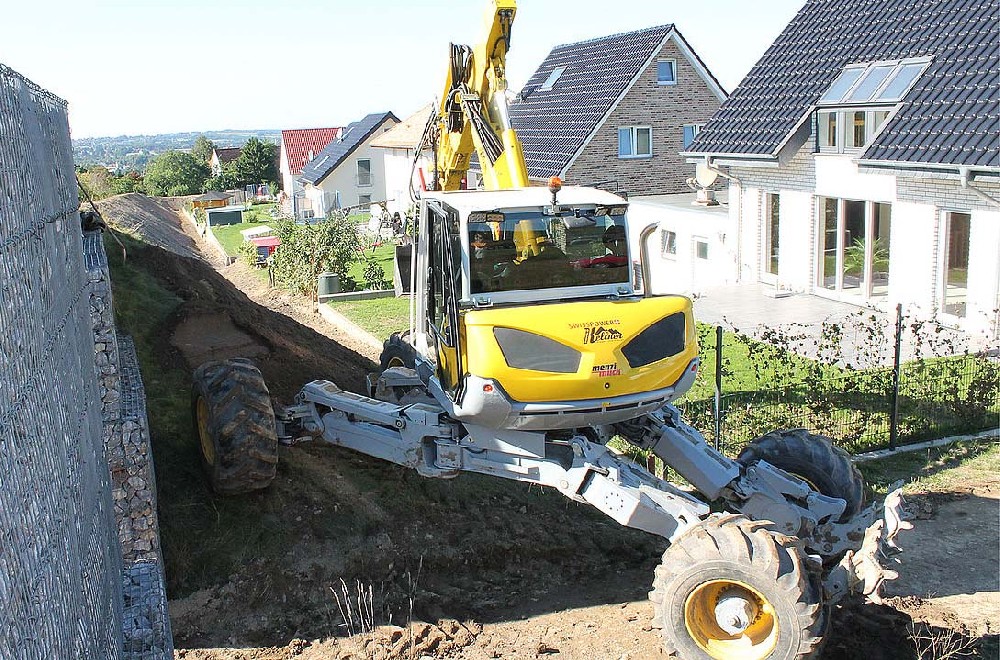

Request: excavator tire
left=379, top=332, right=417, bottom=371
left=737, top=429, right=864, bottom=523
left=650, top=514, right=824, bottom=660
left=192, top=358, right=278, bottom=495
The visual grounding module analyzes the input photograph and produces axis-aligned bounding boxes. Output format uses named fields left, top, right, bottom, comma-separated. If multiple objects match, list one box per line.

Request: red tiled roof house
left=280, top=127, right=341, bottom=218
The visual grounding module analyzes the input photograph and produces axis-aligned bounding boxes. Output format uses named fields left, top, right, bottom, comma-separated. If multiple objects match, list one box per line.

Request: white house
left=684, top=0, right=1000, bottom=336
left=369, top=105, right=433, bottom=219
left=278, top=127, right=340, bottom=218
left=299, top=112, right=399, bottom=218
left=628, top=192, right=733, bottom=297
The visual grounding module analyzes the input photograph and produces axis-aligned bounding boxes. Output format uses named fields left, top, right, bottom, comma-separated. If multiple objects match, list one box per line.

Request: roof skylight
left=539, top=66, right=567, bottom=91
left=819, top=57, right=931, bottom=105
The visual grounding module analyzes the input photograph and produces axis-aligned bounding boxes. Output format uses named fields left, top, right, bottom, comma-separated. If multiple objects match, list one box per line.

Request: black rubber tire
left=379, top=332, right=417, bottom=371
left=650, top=514, right=824, bottom=659
left=737, top=429, right=865, bottom=523
left=192, top=358, right=278, bottom=495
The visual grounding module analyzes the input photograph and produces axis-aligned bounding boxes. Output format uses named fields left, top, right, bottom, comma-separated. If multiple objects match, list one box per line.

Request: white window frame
left=539, top=66, right=566, bottom=91
left=694, top=238, right=709, bottom=260
left=661, top=229, right=678, bottom=259
left=682, top=123, right=704, bottom=149
left=816, top=108, right=894, bottom=154
left=939, top=210, right=972, bottom=320
left=657, top=59, right=677, bottom=86
left=618, top=126, right=652, bottom=159
left=357, top=158, right=372, bottom=187
left=358, top=194, right=372, bottom=206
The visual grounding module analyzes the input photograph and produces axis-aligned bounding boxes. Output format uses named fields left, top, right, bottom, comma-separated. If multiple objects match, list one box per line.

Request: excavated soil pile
left=93, top=194, right=997, bottom=659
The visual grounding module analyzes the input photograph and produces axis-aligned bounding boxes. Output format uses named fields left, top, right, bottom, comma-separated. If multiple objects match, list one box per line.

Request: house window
left=876, top=62, right=926, bottom=101
left=819, top=58, right=931, bottom=105
left=357, top=159, right=372, bottom=187
left=942, top=211, right=971, bottom=317
left=618, top=126, right=652, bottom=158
left=846, top=64, right=896, bottom=103
left=358, top=194, right=372, bottom=206
left=695, top=239, right=709, bottom=260
left=848, top=111, right=867, bottom=148
left=764, top=193, right=780, bottom=276
left=657, top=59, right=677, bottom=85
left=817, top=197, right=892, bottom=300
left=816, top=109, right=891, bottom=154
left=661, top=230, right=677, bottom=258
left=682, top=124, right=703, bottom=149
left=539, top=66, right=566, bottom=91
left=818, top=111, right=838, bottom=150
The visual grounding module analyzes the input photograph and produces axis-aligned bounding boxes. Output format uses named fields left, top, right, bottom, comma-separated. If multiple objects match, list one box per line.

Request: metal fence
left=680, top=316, right=1000, bottom=456
left=0, top=63, right=123, bottom=658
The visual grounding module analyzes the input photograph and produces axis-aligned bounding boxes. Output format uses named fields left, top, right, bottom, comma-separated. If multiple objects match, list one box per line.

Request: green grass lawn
left=243, top=203, right=277, bottom=224
left=348, top=242, right=396, bottom=285
left=858, top=438, right=999, bottom=496
left=328, top=295, right=410, bottom=338
left=210, top=221, right=271, bottom=257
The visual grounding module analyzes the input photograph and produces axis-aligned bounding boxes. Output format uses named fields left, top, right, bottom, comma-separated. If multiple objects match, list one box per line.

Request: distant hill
left=73, top=129, right=282, bottom=171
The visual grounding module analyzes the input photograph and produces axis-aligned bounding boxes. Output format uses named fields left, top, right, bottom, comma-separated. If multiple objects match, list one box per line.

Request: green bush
left=270, top=215, right=360, bottom=299
left=238, top=240, right=260, bottom=267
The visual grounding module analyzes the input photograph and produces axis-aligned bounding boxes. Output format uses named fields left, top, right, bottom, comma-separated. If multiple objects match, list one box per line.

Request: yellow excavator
left=192, top=3, right=906, bottom=657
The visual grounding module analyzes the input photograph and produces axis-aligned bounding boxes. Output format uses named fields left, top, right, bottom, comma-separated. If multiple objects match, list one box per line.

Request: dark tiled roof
left=281, top=127, right=341, bottom=175
left=300, top=112, right=399, bottom=185
left=215, top=147, right=241, bottom=164
left=193, top=191, right=233, bottom=201
left=509, top=25, right=675, bottom=179
left=688, top=0, right=999, bottom=170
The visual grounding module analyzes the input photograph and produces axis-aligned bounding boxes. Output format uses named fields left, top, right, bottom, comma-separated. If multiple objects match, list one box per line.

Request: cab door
left=426, top=203, right=465, bottom=402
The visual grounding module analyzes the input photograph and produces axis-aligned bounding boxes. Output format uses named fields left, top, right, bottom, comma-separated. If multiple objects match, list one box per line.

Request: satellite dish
left=695, top=163, right=719, bottom=188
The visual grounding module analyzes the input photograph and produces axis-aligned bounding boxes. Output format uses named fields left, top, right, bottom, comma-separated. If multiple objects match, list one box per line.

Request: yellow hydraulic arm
left=431, top=0, right=530, bottom=191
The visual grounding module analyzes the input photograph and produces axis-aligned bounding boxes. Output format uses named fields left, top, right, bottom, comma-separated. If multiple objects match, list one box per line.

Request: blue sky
left=2, top=0, right=804, bottom=139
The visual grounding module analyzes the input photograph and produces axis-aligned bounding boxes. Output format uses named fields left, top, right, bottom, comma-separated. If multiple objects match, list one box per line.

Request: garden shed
left=206, top=205, right=244, bottom=227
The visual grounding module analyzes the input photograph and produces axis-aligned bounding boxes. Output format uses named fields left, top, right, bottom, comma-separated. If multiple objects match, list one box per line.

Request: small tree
left=269, top=214, right=361, bottom=299
left=112, top=171, right=144, bottom=195
left=144, top=151, right=210, bottom=196
left=191, top=135, right=216, bottom=164
left=232, top=137, right=278, bottom=189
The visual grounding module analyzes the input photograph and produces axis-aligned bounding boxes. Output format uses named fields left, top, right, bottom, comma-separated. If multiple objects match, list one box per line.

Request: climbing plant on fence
left=269, top=215, right=360, bottom=299
left=685, top=309, right=1000, bottom=455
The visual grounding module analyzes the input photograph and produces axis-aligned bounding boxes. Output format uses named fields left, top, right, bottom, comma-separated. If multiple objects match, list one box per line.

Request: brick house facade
left=566, top=38, right=724, bottom=195
left=509, top=25, right=726, bottom=197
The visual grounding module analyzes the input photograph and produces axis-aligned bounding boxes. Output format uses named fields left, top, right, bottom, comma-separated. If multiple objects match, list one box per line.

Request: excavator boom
left=431, top=0, right=529, bottom=190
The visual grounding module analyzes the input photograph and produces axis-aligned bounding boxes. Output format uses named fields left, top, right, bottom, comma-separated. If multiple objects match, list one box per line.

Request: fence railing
left=680, top=308, right=999, bottom=456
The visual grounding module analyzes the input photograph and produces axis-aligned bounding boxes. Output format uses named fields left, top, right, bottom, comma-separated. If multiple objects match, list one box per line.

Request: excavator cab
left=407, top=186, right=700, bottom=430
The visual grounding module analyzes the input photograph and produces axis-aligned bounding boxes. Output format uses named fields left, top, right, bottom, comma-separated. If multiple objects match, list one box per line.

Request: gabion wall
left=0, top=62, right=125, bottom=659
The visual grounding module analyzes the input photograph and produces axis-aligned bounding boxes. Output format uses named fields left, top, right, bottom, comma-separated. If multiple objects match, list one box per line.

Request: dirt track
left=95, top=194, right=998, bottom=659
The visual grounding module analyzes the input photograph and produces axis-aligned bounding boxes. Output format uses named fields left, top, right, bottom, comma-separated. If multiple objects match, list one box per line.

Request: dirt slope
left=93, top=194, right=998, bottom=659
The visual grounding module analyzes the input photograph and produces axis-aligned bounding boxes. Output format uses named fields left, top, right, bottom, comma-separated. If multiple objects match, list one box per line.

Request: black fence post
left=714, top=325, right=723, bottom=452
left=889, top=303, right=903, bottom=450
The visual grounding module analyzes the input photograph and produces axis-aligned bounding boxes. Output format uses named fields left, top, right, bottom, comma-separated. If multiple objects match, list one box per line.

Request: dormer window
left=539, top=66, right=566, bottom=91
left=815, top=57, right=929, bottom=155
left=819, top=57, right=931, bottom=105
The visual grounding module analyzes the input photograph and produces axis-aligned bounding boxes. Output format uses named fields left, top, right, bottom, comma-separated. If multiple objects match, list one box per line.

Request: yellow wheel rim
left=196, top=396, right=215, bottom=466
left=386, top=356, right=405, bottom=368
left=684, top=579, right=778, bottom=660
